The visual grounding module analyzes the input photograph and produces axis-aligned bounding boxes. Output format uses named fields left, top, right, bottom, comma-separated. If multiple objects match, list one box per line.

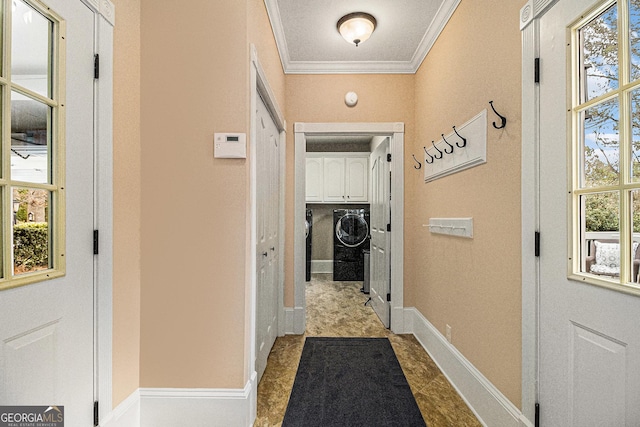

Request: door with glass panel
left=0, top=0, right=95, bottom=423
left=538, top=0, right=640, bottom=424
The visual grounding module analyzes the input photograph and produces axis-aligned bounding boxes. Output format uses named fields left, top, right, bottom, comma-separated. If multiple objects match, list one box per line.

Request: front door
left=539, top=0, right=640, bottom=424
left=369, top=139, right=390, bottom=327
left=255, top=93, right=280, bottom=382
left=0, top=0, right=96, bottom=424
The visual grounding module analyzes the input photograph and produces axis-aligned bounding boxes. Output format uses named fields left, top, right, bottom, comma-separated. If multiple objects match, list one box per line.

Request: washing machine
left=333, top=208, right=370, bottom=281
left=305, top=209, right=312, bottom=281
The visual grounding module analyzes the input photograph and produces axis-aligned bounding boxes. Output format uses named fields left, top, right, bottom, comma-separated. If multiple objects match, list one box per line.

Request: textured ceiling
left=264, top=0, right=460, bottom=74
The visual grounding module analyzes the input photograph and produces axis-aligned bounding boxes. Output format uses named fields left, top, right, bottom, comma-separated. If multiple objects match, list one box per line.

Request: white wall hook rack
left=423, top=217, right=473, bottom=238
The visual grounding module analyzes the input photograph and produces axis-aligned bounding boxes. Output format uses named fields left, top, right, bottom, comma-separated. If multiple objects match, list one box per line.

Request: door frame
left=248, top=44, right=286, bottom=393
left=89, top=0, right=115, bottom=420
left=293, top=122, right=405, bottom=334
left=520, top=0, right=558, bottom=424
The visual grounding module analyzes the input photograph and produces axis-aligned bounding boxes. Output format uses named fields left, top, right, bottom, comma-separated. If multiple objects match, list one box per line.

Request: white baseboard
left=311, top=260, right=332, bottom=274
left=101, top=389, right=140, bottom=427
left=102, top=375, right=256, bottom=427
left=405, top=308, right=534, bottom=427
left=283, top=306, right=306, bottom=335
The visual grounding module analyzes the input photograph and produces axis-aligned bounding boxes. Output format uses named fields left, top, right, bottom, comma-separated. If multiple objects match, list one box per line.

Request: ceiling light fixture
left=337, top=12, right=377, bottom=47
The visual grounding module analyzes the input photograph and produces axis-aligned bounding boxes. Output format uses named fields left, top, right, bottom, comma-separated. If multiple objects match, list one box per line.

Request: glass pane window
left=0, top=1, right=62, bottom=289
left=12, top=187, right=50, bottom=275
left=580, top=4, right=619, bottom=102
left=581, top=97, right=620, bottom=187
left=11, top=0, right=52, bottom=97
left=573, top=1, right=640, bottom=290
left=11, top=91, right=50, bottom=184
left=630, top=0, right=640, bottom=81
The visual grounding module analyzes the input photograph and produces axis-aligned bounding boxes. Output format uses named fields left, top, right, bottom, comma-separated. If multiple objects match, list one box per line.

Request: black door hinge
left=387, top=223, right=391, bottom=232
left=535, top=403, right=540, bottom=427
left=386, top=293, right=391, bottom=302
left=535, top=231, right=540, bottom=257
left=94, top=401, right=99, bottom=426
left=94, top=54, right=100, bottom=79
left=94, top=230, right=99, bottom=255
left=387, top=153, right=392, bottom=162
left=534, top=58, right=540, bottom=83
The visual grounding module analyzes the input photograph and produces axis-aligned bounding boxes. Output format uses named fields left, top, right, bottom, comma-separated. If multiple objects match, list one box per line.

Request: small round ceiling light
left=337, top=12, right=377, bottom=47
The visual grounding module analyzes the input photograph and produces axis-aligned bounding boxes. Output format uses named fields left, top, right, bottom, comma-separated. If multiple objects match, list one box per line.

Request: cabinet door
left=323, top=157, right=346, bottom=202
left=305, top=157, right=323, bottom=202
left=346, top=157, right=368, bottom=202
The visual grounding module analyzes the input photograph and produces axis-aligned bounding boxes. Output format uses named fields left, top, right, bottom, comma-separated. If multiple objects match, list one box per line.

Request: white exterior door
left=369, top=139, right=390, bottom=327
left=255, top=94, right=280, bottom=382
left=0, top=0, right=95, bottom=424
left=538, top=1, right=640, bottom=424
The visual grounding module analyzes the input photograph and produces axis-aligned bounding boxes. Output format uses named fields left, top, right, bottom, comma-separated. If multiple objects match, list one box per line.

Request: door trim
left=90, top=0, right=115, bottom=420
left=248, top=44, right=286, bottom=395
left=293, top=122, right=405, bottom=334
left=520, top=1, right=557, bottom=424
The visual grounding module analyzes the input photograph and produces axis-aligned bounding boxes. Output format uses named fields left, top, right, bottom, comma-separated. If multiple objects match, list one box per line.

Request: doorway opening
left=293, top=122, right=406, bottom=335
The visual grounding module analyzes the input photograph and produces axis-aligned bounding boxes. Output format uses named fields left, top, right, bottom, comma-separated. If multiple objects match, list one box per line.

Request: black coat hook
left=453, top=126, right=467, bottom=148
left=431, top=141, right=443, bottom=159
left=423, top=146, right=434, bottom=164
left=441, top=134, right=454, bottom=154
left=489, top=100, right=507, bottom=129
left=412, top=154, right=422, bottom=170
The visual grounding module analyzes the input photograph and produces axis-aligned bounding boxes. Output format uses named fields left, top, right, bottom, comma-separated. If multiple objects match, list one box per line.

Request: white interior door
left=539, top=1, right=640, bottom=424
left=369, top=139, right=390, bottom=327
left=0, top=0, right=95, bottom=424
left=255, top=94, right=280, bottom=382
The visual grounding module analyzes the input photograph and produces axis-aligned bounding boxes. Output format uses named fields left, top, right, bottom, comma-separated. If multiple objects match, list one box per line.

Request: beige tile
left=255, top=274, right=481, bottom=426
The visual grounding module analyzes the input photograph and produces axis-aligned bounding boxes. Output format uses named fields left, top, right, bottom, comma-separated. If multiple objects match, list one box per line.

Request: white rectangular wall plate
left=424, top=217, right=473, bottom=238
left=214, top=133, right=246, bottom=158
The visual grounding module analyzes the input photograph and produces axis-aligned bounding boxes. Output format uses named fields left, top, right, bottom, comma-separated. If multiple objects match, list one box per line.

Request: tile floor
left=255, top=274, right=482, bottom=426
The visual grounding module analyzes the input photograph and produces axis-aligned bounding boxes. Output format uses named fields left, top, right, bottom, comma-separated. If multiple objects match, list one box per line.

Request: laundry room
left=305, top=135, right=389, bottom=288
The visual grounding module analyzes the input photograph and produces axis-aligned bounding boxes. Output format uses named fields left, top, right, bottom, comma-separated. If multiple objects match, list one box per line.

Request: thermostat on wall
left=214, top=133, right=246, bottom=158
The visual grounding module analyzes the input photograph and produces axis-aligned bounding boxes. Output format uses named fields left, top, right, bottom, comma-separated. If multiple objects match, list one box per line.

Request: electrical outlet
left=446, top=324, right=452, bottom=343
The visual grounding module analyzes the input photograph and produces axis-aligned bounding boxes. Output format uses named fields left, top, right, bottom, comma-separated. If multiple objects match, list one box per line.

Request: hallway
left=255, top=274, right=482, bottom=426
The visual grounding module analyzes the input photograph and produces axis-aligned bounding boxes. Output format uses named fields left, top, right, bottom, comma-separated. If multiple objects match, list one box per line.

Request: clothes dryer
left=333, top=208, right=370, bottom=281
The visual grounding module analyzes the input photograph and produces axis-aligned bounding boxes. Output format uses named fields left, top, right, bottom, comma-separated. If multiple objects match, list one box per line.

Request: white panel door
left=369, top=140, right=390, bottom=327
left=323, top=157, right=345, bottom=203
left=305, top=156, right=323, bottom=202
left=0, top=0, right=95, bottom=424
left=538, top=1, right=640, bottom=424
left=345, top=157, right=368, bottom=202
left=255, top=94, right=280, bottom=382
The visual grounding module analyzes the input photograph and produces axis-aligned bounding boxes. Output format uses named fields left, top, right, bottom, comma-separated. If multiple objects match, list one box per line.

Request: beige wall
left=284, top=74, right=415, bottom=305
left=138, top=0, right=283, bottom=390
left=112, top=0, right=141, bottom=406
left=410, top=0, right=523, bottom=407
left=111, top=0, right=285, bottom=402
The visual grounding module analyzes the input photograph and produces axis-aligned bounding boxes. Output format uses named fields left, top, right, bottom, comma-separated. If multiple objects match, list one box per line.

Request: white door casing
left=293, top=123, right=405, bottom=335
left=535, top=1, right=640, bottom=425
left=255, top=94, right=281, bottom=382
left=369, top=138, right=391, bottom=327
left=0, top=0, right=102, bottom=424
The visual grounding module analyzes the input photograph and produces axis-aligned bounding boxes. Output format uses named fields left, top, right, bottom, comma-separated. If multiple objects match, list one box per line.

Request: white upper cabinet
left=306, top=153, right=368, bottom=203
left=305, top=157, right=323, bottom=202
left=345, top=157, right=368, bottom=202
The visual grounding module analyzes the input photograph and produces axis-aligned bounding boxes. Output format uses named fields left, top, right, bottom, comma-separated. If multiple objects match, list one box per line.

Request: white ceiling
left=264, top=0, right=461, bottom=74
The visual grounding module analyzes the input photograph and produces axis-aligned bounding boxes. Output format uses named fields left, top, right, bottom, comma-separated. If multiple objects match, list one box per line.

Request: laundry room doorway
left=293, top=123, right=405, bottom=334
